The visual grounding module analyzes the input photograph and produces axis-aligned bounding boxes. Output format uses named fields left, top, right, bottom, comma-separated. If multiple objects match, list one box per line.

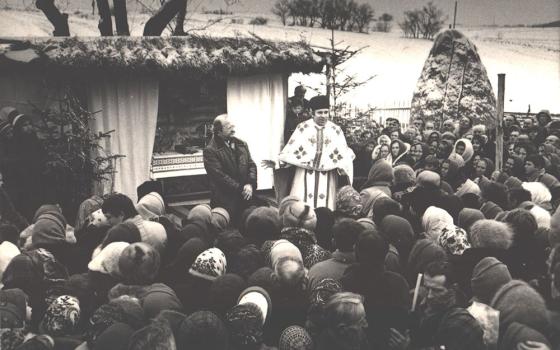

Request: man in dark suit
left=203, top=114, right=257, bottom=226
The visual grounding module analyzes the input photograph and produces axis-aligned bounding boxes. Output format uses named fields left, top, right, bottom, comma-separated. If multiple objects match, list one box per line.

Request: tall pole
left=495, top=74, right=505, bottom=172
left=453, top=1, right=457, bottom=29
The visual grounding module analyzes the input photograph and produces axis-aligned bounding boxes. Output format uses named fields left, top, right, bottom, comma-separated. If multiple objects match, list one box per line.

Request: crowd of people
left=1, top=97, right=560, bottom=350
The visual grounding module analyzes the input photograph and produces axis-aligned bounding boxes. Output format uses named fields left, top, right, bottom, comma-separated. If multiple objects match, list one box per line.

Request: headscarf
left=452, top=138, right=474, bottom=163
left=422, top=206, right=454, bottom=242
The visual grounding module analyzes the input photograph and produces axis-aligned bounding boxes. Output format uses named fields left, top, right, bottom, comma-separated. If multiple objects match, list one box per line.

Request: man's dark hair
left=294, top=85, right=306, bottom=94
left=102, top=193, right=138, bottom=219
left=481, top=182, right=508, bottom=210
left=332, top=219, right=364, bottom=252
left=213, top=118, right=223, bottom=134
left=525, top=154, right=546, bottom=170
left=508, top=188, right=532, bottom=208
left=424, top=260, right=451, bottom=286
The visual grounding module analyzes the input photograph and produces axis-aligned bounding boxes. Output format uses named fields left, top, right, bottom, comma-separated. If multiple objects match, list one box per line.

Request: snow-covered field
left=1, top=9, right=559, bottom=113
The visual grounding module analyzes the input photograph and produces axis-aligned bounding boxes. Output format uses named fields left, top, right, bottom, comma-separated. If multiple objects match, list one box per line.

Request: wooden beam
left=496, top=73, right=505, bottom=172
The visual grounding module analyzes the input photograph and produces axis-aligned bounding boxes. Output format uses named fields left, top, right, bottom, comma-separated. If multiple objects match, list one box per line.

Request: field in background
left=1, top=9, right=559, bottom=113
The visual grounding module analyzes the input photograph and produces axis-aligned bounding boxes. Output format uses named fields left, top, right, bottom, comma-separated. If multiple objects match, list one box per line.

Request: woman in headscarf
left=503, top=155, right=526, bottom=180
left=452, top=139, right=474, bottom=164
left=371, top=134, right=391, bottom=161
left=390, top=139, right=414, bottom=167
left=441, top=157, right=480, bottom=197
left=409, top=142, right=429, bottom=170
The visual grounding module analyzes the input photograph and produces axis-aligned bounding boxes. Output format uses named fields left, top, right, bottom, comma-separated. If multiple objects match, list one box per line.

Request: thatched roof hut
left=0, top=35, right=325, bottom=202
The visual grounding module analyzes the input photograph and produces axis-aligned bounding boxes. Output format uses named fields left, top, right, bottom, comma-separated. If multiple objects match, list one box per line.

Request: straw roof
left=0, top=35, right=325, bottom=78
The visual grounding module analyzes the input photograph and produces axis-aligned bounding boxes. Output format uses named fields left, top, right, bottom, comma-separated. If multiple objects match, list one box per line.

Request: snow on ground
left=1, top=10, right=559, bottom=112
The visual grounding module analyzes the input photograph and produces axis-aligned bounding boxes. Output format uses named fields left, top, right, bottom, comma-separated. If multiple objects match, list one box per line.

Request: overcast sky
left=227, top=0, right=560, bottom=26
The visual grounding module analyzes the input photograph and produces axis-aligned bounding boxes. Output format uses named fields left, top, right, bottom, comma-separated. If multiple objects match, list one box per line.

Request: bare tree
left=36, top=0, right=70, bottom=36
left=143, top=0, right=187, bottom=35
left=95, top=0, right=112, bottom=35
left=352, top=3, right=374, bottom=33
left=376, top=13, right=392, bottom=32
left=272, top=0, right=290, bottom=25
left=419, top=1, right=446, bottom=39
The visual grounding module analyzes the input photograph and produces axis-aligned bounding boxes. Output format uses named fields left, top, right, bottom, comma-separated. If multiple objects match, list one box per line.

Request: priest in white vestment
left=264, top=95, right=355, bottom=210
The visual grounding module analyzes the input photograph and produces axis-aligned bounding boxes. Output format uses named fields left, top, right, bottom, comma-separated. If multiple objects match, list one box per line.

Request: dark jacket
left=203, top=135, right=257, bottom=218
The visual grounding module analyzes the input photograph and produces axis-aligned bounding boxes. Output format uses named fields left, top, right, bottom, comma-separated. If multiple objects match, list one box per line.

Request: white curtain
left=227, top=74, right=288, bottom=190
left=87, top=76, right=159, bottom=202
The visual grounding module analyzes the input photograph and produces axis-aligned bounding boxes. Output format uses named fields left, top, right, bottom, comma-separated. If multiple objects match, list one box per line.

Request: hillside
left=1, top=9, right=559, bottom=113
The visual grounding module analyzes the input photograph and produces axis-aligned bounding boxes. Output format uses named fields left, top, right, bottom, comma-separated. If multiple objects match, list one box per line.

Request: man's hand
left=242, top=184, right=253, bottom=200
left=261, top=160, right=276, bottom=169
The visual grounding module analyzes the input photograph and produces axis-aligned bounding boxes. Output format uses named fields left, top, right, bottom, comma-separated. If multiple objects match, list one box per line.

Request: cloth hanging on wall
left=87, top=76, right=159, bottom=202
left=227, top=73, right=288, bottom=190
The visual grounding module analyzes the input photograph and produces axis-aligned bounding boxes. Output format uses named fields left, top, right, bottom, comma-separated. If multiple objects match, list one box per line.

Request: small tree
left=399, top=9, right=422, bottom=38
left=376, top=13, right=392, bottom=32
left=272, top=0, right=290, bottom=25
left=419, top=1, right=446, bottom=39
left=353, top=3, right=374, bottom=33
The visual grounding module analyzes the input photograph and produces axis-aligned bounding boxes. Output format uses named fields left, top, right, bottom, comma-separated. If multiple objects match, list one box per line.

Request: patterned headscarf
left=335, top=185, right=363, bottom=218
left=40, top=295, right=80, bottom=336
left=438, top=226, right=471, bottom=256
left=189, top=248, right=227, bottom=281
left=279, top=325, right=314, bottom=350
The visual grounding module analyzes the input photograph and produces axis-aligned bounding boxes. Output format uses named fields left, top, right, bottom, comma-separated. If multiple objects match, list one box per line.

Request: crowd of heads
left=1, top=109, right=560, bottom=349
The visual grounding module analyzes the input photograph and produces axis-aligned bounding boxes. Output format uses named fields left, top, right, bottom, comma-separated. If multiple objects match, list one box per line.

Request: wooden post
left=452, top=1, right=458, bottom=29
left=495, top=74, right=505, bottom=172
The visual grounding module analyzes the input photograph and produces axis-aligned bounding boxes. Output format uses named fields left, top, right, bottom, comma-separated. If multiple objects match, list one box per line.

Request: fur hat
left=0, top=288, right=27, bottom=328
left=118, top=242, right=161, bottom=285
left=282, top=201, right=317, bottom=231
left=211, top=207, right=231, bottom=231
left=504, top=176, right=523, bottom=190
left=335, top=185, right=363, bottom=217
left=248, top=267, right=275, bottom=295
left=480, top=201, right=504, bottom=219
left=88, top=242, right=130, bottom=277
left=177, top=311, right=228, bottom=350
left=245, top=207, right=281, bottom=246
left=209, top=274, right=247, bottom=317
left=490, top=280, right=549, bottom=334
left=230, top=244, right=264, bottom=279
left=225, top=303, right=264, bottom=349
left=40, top=295, right=80, bottom=336
left=469, top=220, right=513, bottom=250
left=393, top=164, right=416, bottom=186
left=189, top=247, right=227, bottom=281
left=135, top=192, right=165, bottom=220
left=471, top=257, right=512, bottom=304
left=279, top=325, right=314, bottom=350
left=458, top=208, right=484, bottom=231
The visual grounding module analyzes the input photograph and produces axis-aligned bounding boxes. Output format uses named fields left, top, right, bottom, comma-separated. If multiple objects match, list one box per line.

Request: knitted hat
left=245, top=207, right=281, bottom=246
left=282, top=201, right=317, bottom=231
left=480, top=201, right=504, bottom=219
left=458, top=208, right=485, bottom=231
left=118, top=242, right=161, bottom=285
left=40, top=295, right=80, bottom=336
left=135, top=192, right=165, bottom=220
left=471, top=257, right=512, bottom=304
left=31, top=206, right=67, bottom=248
left=136, top=181, right=163, bottom=204
left=438, top=226, right=471, bottom=256
left=140, top=283, right=183, bottom=319
left=102, top=222, right=142, bottom=248
left=88, top=242, right=130, bottom=277
left=93, top=322, right=134, bottom=350
left=189, top=247, right=227, bottom=281
left=0, top=288, right=27, bottom=328
left=500, top=322, right=551, bottom=350
left=211, top=207, right=231, bottom=231
left=469, top=220, right=513, bottom=250
left=302, top=244, right=331, bottom=269
left=279, top=326, right=314, bottom=350
left=393, top=164, right=416, bottom=186
left=309, top=95, right=329, bottom=111
left=491, top=280, right=549, bottom=334
left=504, top=176, right=523, bottom=190
left=128, top=217, right=167, bottom=255
left=209, top=274, right=247, bottom=316
left=309, top=278, right=342, bottom=309
left=225, top=303, right=264, bottom=349
left=270, top=239, right=303, bottom=269
left=237, top=286, right=272, bottom=324
left=417, top=170, right=441, bottom=187
left=177, top=311, right=228, bottom=350
left=335, top=185, right=363, bottom=217
left=187, top=204, right=213, bottom=225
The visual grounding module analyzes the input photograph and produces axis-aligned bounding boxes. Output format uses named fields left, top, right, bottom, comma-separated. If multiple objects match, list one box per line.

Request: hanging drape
left=87, top=76, right=159, bottom=202
left=227, top=74, right=288, bottom=190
